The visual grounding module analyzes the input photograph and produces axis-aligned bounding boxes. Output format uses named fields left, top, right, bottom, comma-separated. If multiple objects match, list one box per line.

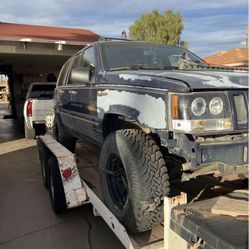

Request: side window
left=67, top=54, right=81, bottom=85
left=57, top=59, right=71, bottom=86
left=66, top=47, right=95, bottom=85
left=81, top=47, right=95, bottom=68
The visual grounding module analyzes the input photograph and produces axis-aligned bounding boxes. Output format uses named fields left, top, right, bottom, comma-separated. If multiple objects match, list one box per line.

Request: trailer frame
left=37, top=135, right=248, bottom=249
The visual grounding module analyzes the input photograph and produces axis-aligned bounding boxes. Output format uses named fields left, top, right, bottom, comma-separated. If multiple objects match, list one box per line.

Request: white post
left=164, top=193, right=188, bottom=249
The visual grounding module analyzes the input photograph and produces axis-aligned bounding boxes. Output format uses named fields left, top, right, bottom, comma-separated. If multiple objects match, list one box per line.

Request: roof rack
left=98, top=36, right=132, bottom=41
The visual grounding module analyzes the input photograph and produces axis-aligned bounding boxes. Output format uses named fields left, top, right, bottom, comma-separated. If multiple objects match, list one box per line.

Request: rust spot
left=173, top=208, right=193, bottom=217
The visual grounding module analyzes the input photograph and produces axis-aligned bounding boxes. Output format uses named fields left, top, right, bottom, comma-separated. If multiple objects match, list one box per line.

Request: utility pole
left=245, top=26, right=248, bottom=47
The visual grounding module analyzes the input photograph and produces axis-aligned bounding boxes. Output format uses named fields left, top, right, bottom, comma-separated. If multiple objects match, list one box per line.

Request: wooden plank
left=211, top=196, right=248, bottom=217
left=233, top=189, right=249, bottom=194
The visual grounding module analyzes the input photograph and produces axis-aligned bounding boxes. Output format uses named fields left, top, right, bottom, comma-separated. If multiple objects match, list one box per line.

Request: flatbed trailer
left=37, top=135, right=248, bottom=249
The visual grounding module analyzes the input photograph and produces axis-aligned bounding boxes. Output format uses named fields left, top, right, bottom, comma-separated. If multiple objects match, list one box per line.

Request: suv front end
left=165, top=90, right=248, bottom=181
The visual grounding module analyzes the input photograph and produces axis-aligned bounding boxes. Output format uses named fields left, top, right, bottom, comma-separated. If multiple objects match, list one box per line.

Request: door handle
left=58, top=90, right=65, bottom=94
left=69, top=90, right=77, bottom=95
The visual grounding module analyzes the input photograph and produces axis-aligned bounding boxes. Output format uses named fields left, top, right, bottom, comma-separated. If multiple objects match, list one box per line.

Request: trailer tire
left=48, top=156, right=67, bottom=214
left=51, top=115, right=76, bottom=152
left=40, top=147, right=50, bottom=189
left=100, top=129, right=170, bottom=233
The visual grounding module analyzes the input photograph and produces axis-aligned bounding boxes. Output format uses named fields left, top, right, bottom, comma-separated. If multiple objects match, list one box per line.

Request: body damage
left=99, top=70, right=248, bottom=92
left=98, top=72, right=190, bottom=92
left=156, top=71, right=248, bottom=89
left=97, top=89, right=167, bottom=129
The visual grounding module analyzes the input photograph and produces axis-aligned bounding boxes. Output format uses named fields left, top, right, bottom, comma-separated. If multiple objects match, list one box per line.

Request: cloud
left=181, top=12, right=247, bottom=56
left=0, top=0, right=247, bottom=56
left=185, top=29, right=245, bottom=56
left=0, top=0, right=246, bottom=23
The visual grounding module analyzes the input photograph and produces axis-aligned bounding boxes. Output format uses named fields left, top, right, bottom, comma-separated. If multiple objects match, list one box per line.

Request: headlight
left=170, top=92, right=232, bottom=133
left=191, top=98, right=206, bottom=116
left=209, top=97, right=223, bottom=115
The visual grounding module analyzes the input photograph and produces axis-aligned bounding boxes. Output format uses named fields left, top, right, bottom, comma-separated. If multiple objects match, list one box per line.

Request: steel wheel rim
left=106, top=154, right=128, bottom=210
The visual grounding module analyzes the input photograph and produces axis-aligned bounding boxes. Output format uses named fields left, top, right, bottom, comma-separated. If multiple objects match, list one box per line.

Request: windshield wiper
left=109, top=64, right=166, bottom=71
left=109, top=66, right=131, bottom=71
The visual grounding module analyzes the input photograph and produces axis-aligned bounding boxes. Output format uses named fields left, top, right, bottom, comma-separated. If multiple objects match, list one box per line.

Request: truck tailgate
left=31, top=99, right=54, bottom=122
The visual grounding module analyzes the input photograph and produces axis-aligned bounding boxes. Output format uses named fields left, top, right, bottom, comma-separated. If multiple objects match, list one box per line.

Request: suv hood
left=104, top=70, right=248, bottom=91
left=154, top=70, right=248, bottom=90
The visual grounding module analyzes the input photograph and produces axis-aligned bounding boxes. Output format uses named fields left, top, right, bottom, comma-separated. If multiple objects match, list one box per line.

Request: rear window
left=28, top=84, right=56, bottom=99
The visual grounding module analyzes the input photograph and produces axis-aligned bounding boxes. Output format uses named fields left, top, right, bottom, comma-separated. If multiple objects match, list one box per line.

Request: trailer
left=37, top=135, right=248, bottom=249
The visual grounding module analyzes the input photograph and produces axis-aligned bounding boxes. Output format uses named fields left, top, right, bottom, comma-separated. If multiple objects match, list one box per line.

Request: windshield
left=100, top=42, right=205, bottom=71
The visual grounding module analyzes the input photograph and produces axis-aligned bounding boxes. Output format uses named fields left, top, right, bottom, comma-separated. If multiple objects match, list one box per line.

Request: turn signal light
left=172, top=95, right=179, bottom=119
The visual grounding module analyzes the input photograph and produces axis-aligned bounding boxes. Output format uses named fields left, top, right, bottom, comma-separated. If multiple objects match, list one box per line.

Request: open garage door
left=0, top=65, right=14, bottom=116
left=0, top=52, right=72, bottom=123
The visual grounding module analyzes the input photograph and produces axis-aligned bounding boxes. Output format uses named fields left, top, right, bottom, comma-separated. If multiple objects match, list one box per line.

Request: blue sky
left=0, top=0, right=248, bottom=57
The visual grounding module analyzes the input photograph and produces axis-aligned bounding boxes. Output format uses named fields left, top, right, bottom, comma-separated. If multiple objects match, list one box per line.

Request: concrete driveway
left=0, top=105, right=123, bottom=249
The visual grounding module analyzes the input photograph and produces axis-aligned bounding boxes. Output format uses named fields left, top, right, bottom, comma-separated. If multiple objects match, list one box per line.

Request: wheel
left=48, top=156, right=67, bottom=214
left=51, top=115, right=76, bottom=152
left=100, top=129, right=170, bottom=233
left=24, top=122, right=35, bottom=139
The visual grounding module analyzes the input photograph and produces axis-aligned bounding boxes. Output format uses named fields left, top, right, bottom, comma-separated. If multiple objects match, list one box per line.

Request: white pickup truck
left=23, top=82, right=56, bottom=139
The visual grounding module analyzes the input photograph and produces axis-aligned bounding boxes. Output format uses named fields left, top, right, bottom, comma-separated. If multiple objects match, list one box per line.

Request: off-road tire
left=100, top=129, right=170, bottom=233
left=48, top=156, right=67, bottom=214
left=51, top=114, right=76, bottom=152
left=24, top=123, right=35, bottom=139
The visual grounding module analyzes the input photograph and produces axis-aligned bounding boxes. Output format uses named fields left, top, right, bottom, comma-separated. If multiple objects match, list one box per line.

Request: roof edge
left=0, top=36, right=91, bottom=46
left=0, top=21, right=98, bottom=35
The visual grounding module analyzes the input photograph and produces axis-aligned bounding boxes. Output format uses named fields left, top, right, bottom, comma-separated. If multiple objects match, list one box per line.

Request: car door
left=65, top=46, right=99, bottom=144
left=55, top=56, right=77, bottom=129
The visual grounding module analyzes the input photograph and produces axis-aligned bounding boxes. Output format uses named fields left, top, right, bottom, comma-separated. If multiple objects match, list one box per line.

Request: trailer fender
left=37, top=135, right=88, bottom=209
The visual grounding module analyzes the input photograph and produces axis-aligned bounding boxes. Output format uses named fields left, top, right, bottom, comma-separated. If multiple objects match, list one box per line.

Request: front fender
left=97, top=89, right=167, bottom=129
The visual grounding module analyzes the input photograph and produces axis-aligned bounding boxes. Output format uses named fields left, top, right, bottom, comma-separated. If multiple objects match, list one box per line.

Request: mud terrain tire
left=100, top=129, right=170, bottom=233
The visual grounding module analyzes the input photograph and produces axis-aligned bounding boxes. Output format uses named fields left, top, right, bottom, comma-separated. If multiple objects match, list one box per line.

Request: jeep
left=53, top=40, right=248, bottom=233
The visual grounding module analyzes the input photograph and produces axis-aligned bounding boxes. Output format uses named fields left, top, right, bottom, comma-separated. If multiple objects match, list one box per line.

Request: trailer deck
left=75, top=142, right=248, bottom=249
left=37, top=135, right=248, bottom=249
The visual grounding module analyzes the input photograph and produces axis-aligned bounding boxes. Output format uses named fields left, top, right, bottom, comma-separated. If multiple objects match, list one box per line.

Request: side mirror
left=70, top=68, right=90, bottom=84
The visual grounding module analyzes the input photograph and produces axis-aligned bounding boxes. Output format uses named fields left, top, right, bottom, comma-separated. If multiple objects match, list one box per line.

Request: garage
left=0, top=22, right=99, bottom=120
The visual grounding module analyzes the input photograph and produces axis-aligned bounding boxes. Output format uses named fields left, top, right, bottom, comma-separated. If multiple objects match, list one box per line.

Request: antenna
left=121, top=30, right=127, bottom=39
